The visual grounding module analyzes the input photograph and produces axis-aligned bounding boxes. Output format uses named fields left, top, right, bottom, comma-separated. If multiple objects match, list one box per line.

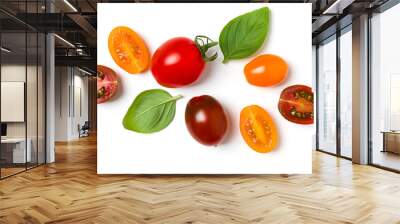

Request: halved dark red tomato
left=97, top=65, right=118, bottom=104
left=278, top=85, right=313, bottom=125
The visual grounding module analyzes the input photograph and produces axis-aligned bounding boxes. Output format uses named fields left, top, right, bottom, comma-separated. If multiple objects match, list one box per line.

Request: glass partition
left=1, top=30, right=28, bottom=177
left=27, top=31, right=38, bottom=169
left=0, top=1, right=46, bottom=179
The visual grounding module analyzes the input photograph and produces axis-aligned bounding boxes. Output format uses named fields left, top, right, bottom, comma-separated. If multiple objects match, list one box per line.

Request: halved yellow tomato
left=108, top=26, right=150, bottom=74
left=240, top=105, right=279, bottom=153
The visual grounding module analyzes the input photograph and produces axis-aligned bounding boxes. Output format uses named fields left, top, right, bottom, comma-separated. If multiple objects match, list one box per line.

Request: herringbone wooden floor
left=1, top=135, right=400, bottom=224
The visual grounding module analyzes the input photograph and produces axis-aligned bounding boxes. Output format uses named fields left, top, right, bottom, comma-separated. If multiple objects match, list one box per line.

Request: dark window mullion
left=336, top=29, right=341, bottom=157
left=367, top=11, right=373, bottom=165
left=0, top=20, right=2, bottom=179
left=36, top=0, right=39, bottom=168
left=44, top=0, right=48, bottom=165
left=25, top=0, right=28, bottom=171
left=316, top=45, right=320, bottom=151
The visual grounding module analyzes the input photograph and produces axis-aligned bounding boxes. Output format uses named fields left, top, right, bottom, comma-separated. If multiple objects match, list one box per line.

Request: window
left=316, top=27, right=353, bottom=159
left=370, top=3, right=400, bottom=171
left=339, top=28, right=352, bottom=158
left=317, top=36, right=337, bottom=155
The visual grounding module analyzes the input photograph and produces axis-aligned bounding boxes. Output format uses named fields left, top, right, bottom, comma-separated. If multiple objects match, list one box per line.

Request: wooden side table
left=381, top=131, right=400, bottom=155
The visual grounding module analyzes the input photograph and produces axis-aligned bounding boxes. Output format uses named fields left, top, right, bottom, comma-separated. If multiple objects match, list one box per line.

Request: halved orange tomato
left=108, top=26, right=150, bottom=74
left=240, top=105, right=278, bottom=153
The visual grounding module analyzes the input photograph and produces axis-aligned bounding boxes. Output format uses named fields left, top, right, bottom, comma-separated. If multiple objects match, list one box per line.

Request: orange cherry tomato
left=244, top=54, right=288, bottom=87
left=108, top=26, right=150, bottom=74
left=240, top=105, right=278, bottom=153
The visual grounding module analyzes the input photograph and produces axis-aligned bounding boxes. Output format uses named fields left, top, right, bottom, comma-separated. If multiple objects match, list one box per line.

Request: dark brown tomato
left=278, top=85, right=314, bottom=125
left=185, top=95, right=228, bottom=146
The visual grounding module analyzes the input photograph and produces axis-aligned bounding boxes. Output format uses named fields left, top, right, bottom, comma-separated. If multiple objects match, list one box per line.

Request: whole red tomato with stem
left=151, top=36, right=218, bottom=88
left=185, top=95, right=228, bottom=146
left=278, top=85, right=314, bottom=125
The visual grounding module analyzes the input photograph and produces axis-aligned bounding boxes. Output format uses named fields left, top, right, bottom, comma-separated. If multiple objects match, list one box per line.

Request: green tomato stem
left=194, top=35, right=218, bottom=62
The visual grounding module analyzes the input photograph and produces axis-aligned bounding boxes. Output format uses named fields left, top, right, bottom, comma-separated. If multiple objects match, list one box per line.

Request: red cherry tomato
left=151, top=36, right=217, bottom=88
left=97, top=65, right=118, bottom=104
left=278, top=85, right=314, bottom=125
left=185, top=95, right=228, bottom=146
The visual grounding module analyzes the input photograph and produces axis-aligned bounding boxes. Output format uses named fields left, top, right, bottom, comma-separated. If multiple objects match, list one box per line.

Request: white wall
left=54, top=67, right=89, bottom=141
left=1, top=65, right=26, bottom=135
left=1, top=65, right=39, bottom=138
left=55, top=67, right=69, bottom=141
left=71, top=72, right=89, bottom=138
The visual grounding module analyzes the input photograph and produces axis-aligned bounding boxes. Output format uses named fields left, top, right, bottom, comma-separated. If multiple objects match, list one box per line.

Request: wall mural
left=97, top=3, right=313, bottom=174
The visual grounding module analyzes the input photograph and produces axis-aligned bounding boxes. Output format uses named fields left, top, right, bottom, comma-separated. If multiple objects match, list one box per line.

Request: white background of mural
left=97, top=3, right=312, bottom=174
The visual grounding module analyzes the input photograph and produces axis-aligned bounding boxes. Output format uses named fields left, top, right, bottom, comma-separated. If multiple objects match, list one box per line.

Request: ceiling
left=0, top=0, right=393, bottom=72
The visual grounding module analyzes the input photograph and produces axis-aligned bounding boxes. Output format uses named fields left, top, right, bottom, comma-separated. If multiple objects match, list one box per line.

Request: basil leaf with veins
left=219, top=7, right=270, bottom=63
left=123, top=89, right=183, bottom=133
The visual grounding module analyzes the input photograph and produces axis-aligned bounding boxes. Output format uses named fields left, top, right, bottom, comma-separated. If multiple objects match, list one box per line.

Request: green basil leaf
left=219, top=7, right=270, bottom=63
left=123, top=89, right=183, bottom=134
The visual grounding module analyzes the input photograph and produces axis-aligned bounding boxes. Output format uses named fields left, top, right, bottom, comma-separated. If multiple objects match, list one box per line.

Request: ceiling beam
left=322, top=0, right=356, bottom=15
left=312, top=15, right=335, bottom=33
left=67, top=13, right=97, bottom=40
left=55, top=55, right=96, bottom=70
left=312, top=14, right=352, bottom=44
left=9, top=13, right=83, bottom=32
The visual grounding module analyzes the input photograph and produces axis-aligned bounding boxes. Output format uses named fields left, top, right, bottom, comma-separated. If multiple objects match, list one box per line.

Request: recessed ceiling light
left=54, top=34, right=75, bottom=48
left=78, top=67, right=93, bottom=76
left=323, top=0, right=355, bottom=15
left=1, top=47, right=11, bottom=53
left=63, top=0, right=78, bottom=12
